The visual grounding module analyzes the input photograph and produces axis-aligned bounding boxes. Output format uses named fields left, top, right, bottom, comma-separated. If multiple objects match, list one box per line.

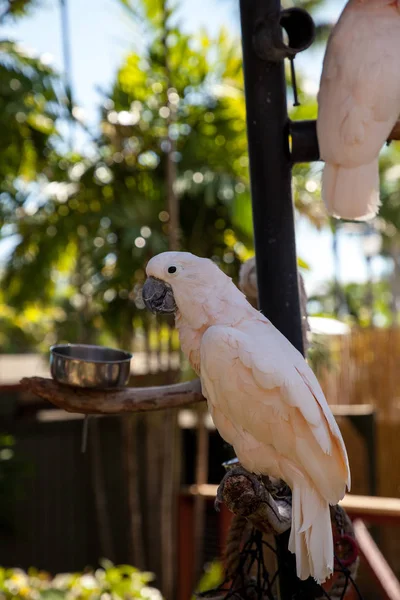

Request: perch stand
left=20, top=376, right=203, bottom=414
left=208, top=466, right=360, bottom=600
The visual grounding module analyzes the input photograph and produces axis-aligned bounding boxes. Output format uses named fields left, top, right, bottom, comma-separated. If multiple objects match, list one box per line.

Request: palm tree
left=0, top=0, right=254, bottom=345
left=0, top=0, right=66, bottom=351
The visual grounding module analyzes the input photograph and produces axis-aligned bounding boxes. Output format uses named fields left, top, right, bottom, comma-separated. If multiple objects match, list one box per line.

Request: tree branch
left=20, top=377, right=204, bottom=414
left=218, top=468, right=292, bottom=536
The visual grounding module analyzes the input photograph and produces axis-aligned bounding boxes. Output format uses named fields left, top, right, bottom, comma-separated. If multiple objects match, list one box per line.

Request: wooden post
left=178, top=495, right=195, bottom=600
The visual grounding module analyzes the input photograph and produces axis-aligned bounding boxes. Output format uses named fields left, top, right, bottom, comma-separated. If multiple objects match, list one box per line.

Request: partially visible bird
left=239, top=256, right=310, bottom=352
left=317, top=0, right=400, bottom=221
left=238, top=257, right=258, bottom=307
left=142, top=251, right=351, bottom=583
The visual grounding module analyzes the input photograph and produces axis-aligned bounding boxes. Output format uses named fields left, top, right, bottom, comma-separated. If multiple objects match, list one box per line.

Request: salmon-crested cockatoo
left=142, top=252, right=351, bottom=584
left=317, top=0, right=400, bottom=221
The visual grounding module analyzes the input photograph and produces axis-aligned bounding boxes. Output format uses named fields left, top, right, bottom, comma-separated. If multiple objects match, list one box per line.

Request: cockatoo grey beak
left=142, top=277, right=176, bottom=314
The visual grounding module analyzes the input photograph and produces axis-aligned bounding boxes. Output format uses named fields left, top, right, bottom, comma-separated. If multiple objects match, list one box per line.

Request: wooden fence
left=314, top=327, right=400, bottom=580
left=2, top=325, right=400, bottom=594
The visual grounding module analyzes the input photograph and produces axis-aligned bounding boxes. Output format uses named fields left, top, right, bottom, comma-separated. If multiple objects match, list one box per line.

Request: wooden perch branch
left=20, top=376, right=204, bottom=414
left=219, top=469, right=292, bottom=536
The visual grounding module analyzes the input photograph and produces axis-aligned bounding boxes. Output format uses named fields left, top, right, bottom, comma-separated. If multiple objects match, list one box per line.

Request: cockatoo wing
left=317, top=9, right=400, bottom=167
left=200, top=323, right=350, bottom=505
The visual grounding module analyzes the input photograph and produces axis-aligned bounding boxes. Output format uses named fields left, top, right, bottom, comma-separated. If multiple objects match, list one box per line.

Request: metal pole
left=332, top=222, right=342, bottom=316
left=239, top=1, right=305, bottom=597
left=59, top=0, right=74, bottom=150
left=239, top=0, right=304, bottom=354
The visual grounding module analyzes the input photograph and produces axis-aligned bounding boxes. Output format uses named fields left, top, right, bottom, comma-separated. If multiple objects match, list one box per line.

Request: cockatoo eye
left=168, top=266, right=177, bottom=274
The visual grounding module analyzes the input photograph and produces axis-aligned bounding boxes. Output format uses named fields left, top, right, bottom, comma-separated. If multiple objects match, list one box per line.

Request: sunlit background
left=0, top=1, right=400, bottom=599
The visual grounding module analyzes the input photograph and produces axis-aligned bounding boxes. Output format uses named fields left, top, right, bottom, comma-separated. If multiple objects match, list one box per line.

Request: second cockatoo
left=142, top=252, right=351, bottom=584
left=239, top=256, right=310, bottom=352
left=317, top=0, right=400, bottom=221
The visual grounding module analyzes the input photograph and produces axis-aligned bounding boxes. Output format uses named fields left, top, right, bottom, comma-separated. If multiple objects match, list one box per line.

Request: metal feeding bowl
left=50, top=344, right=132, bottom=389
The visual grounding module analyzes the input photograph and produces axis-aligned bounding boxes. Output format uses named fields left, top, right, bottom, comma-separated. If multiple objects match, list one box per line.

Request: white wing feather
left=200, top=323, right=350, bottom=505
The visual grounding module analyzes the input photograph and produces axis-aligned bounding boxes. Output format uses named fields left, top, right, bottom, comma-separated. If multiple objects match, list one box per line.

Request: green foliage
left=2, top=0, right=400, bottom=349
left=0, top=0, right=38, bottom=23
left=192, top=561, right=224, bottom=598
left=0, top=0, right=332, bottom=351
left=309, top=279, right=394, bottom=327
left=0, top=295, right=67, bottom=352
left=378, top=145, right=400, bottom=247
left=0, top=562, right=162, bottom=600
left=0, top=0, right=256, bottom=348
left=0, top=40, right=61, bottom=192
left=307, top=337, right=334, bottom=374
left=0, top=15, right=66, bottom=350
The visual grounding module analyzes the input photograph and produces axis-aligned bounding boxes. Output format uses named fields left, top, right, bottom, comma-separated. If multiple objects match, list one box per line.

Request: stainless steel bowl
left=50, top=344, right=132, bottom=389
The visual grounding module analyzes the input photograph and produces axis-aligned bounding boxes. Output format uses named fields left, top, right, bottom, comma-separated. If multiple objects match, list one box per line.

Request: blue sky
left=1, top=0, right=383, bottom=293
left=1, top=0, right=241, bottom=124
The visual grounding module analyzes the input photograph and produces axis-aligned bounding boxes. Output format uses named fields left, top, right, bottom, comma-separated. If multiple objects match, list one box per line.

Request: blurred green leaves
left=0, top=0, right=257, bottom=350
left=3, top=0, right=400, bottom=351
left=0, top=40, right=61, bottom=218
left=0, top=561, right=162, bottom=599
left=0, top=0, right=38, bottom=23
left=192, top=561, right=224, bottom=598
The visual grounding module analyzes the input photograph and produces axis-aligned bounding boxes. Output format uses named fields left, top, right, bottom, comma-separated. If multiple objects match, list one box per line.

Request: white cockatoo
left=317, top=0, right=400, bottom=221
left=142, top=252, right=351, bottom=584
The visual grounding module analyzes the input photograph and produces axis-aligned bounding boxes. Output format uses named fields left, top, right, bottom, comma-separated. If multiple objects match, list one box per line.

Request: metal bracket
left=289, top=119, right=321, bottom=164
left=253, top=8, right=316, bottom=62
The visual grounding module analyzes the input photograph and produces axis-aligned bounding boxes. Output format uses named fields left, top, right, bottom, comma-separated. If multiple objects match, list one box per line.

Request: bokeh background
left=0, top=1, right=399, bottom=599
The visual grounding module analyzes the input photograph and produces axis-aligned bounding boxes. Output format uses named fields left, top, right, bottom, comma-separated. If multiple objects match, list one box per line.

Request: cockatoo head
left=142, top=251, right=230, bottom=315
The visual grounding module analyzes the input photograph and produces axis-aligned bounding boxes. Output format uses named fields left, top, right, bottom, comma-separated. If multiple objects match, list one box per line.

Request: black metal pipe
left=239, top=0, right=303, bottom=354
left=59, top=0, right=75, bottom=150
left=290, top=119, right=320, bottom=163
left=238, top=2, right=306, bottom=596
left=290, top=117, right=400, bottom=163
